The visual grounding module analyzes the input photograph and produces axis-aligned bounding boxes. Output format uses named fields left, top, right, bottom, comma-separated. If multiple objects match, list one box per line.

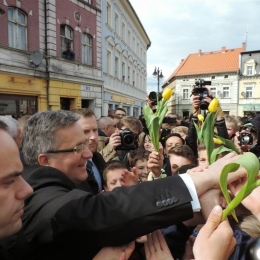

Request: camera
left=148, top=91, right=162, bottom=106
left=163, top=117, right=177, bottom=124
left=192, top=79, right=212, bottom=110
left=115, top=128, right=138, bottom=150
left=238, top=132, right=253, bottom=146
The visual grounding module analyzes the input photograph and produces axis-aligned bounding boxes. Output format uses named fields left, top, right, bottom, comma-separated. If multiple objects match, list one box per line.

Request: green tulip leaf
left=215, top=135, right=240, bottom=154
left=210, top=146, right=233, bottom=164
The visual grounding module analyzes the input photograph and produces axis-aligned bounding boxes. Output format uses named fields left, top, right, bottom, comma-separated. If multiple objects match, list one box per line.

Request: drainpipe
left=44, top=0, right=50, bottom=110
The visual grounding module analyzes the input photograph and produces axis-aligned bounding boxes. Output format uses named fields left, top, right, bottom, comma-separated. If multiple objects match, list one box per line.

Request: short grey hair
left=0, top=116, right=19, bottom=140
left=22, top=110, right=80, bottom=165
left=98, top=117, right=114, bottom=129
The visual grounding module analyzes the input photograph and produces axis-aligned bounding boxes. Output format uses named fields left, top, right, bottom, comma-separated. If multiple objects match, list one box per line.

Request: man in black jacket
left=4, top=110, right=244, bottom=260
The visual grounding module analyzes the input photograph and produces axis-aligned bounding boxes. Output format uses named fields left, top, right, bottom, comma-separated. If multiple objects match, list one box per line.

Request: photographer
left=235, top=114, right=260, bottom=158
left=99, top=116, right=142, bottom=164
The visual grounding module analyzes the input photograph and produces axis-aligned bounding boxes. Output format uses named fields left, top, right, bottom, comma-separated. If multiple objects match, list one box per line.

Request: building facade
left=101, top=0, right=151, bottom=117
left=239, top=50, right=260, bottom=117
left=163, top=43, right=245, bottom=118
left=0, top=0, right=103, bottom=118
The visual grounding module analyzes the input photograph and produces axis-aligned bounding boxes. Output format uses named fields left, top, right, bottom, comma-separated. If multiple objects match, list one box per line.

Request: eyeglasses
left=239, top=126, right=256, bottom=133
left=47, top=140, right=89, bottom=155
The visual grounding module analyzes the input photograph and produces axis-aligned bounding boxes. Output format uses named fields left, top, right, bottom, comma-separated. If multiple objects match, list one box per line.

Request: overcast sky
left=130, top=0, right=260, bottom=94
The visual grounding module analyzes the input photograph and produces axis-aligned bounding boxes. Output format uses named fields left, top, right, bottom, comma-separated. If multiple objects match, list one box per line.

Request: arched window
left=8, top=8, right=27, bottom=50
left=82, top=34, right=92, bottom=65
left=61, top=25, right=74, bottom=60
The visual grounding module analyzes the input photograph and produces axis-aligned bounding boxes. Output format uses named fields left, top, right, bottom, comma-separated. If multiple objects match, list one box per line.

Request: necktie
left=86, top=160, right=94, bottom=179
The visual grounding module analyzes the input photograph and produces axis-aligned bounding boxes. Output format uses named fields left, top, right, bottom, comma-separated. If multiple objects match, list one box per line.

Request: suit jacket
left=4, top=165, right=193, bottom=260
left=77, top=152, right=106, bottom=194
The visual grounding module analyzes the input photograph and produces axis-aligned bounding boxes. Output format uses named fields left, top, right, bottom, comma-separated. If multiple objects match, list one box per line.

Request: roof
left=166, top=43, right=245, bottom=82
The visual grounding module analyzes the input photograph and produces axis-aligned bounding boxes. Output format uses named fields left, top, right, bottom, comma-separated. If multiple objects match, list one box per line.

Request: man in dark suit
left=72, top=108, right=106, bottom=194
left=4, top=110, right=244, bottom=260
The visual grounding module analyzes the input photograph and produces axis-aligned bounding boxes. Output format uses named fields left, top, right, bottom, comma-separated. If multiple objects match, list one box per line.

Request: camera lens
left=241, top=135, right=250, bottom=144
left=123, top=134, right=134, bottom=146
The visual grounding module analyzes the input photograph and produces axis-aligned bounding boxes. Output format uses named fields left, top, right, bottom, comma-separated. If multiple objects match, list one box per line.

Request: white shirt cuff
left=179, top=174, right=201, bottom=212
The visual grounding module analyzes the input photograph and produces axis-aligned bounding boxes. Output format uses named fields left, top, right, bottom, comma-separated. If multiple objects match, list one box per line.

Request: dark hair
left=103, top=161, right=127, bottom=186
left=168, top=145, right=196, bottom=164
left=128, top=148, right=151, bottom=168
left=163, top=133, right=185, bottom=148
left=117, top=116, right=143, bottom=135
left=0, top=121, right=8, bottom=131
left=115, top=108, right=126, bottom=114
left=176, top=164, right=197, bottom=174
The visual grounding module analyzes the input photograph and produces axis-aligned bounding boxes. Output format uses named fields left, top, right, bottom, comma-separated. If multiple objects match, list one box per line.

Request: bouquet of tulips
left=194, top=98, right=260, bottom=221
left=143, top=87, right=173, bottom=152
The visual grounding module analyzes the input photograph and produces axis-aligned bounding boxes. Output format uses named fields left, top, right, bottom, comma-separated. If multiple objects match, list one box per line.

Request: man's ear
left=38, top=153, right=51, bottom=166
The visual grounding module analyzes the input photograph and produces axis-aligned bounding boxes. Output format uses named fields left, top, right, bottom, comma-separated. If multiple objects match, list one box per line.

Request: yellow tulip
left=213, top=137, right=223, bottom=145
left=208, top=98, right=219, bottom=112
left=197, top=114, right=204, bottom=121
left=162, top=87, right=173, bottom=100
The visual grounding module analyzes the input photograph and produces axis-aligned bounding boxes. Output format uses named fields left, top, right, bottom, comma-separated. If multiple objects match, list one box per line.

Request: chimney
left=221, top=46, right=226, bottom=53
left=181, top=59, right=184, bottom=63
left=198, top=49, right=202, bottom=56
left=242, top=42, right=246, bottom=51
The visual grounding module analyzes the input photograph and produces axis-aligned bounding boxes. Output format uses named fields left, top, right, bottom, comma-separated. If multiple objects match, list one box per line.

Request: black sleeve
left=215, top=117, right=229, bottom=139
left=185, top=117, right=198, bottom=158
left=55, top=175, right=193, bottom=247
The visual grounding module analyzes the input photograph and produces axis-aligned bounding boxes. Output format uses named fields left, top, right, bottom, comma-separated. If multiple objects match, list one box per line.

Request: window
left=140, top=75, right=143, bottom=90
left=132, top=37, right=135, bottom=51
left=140, top=47, right=143, bottom=60
left=183, top=89, right=189, bottom=99
left=223, top=87, right=229, bottom=98
left=8, top=8, right=27, bottom=50
left=246, top=86, right=253, bottom=98
left=106, top=2, right=111, bottom=26
left=210, top=87, right=216, bottom=97
left=133, top=107, right=139, bottom=117
left=115, top=13, right=119, bottom=34
left=84, top=0, right=91, bottom=3
left=224, top=75, right=228, bottom=79
left=122, top=106, right=130, bottom=116
left=115, top=57, right=119, bottom=78
left=82, top=34, right=92, bottom=65
left=133, top=69, right=136, bottom=86
left=128, top=30, right=131, bottom=46
left=137, top=42, right=139, bottom=56
left=107, top=51, right=111, bottom=74
left=137, top=72, right=139, bottom=87
left=122, top=22, right=126, bottom=41
left=122, top=62, right=125, bottom=81
left=247, top=66, right=253, bottom=76
left=61, top=25, right=74, bottom=59
left=128, top=66, right=131, bottom=83
left=211, top=76, right=215, bottom=80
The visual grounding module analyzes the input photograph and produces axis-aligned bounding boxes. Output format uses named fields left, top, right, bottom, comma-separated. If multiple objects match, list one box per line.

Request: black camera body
left=238, top=132, right=253, bottom=146
left=192, top=79, right=212, bottom=110
left=160, top=128, right=171, bottom=140
left=148, top=91, right=162, bottom=106
left=115, top=128, right=138, bottom=150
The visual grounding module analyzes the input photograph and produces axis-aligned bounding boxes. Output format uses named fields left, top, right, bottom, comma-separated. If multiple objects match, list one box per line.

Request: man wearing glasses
left=114, top=107, right=126, bottom=118
left=4, top=110, right=246, bottom=259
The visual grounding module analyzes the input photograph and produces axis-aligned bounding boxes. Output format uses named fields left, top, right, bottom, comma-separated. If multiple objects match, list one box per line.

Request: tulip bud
left=162, top=87, right=173, bottom=100
left=208, top=98, right=219, bottom=113
left=213, top=137, right=223, bottom=145
left=197, top=114, right=204, bottom=122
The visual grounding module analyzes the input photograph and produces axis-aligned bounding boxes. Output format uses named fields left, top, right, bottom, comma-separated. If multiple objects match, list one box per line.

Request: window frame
left=8, top=7, right=27, bottom=51
left=60, top=25, right=74, bottom=57
left=183, top=89, right=189, bottom=99
left=81, top=34, right=92, bottom=66
left=223, top=86, right=230, bottom=98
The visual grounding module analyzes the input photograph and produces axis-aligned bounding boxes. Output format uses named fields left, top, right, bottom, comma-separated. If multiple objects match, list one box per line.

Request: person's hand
left=199, top=188, right=226, bottom=220
left=186, top=165, right=207, bottom=173
left=229, top=176, right=260, bottom=220
left=93, top=241, right=135, bottom=260
left=188, top=152, right=247, bottom=196
left=109, top=131, right=121, bottom=149
left=121, top=169, right=139, bottom=187
left=147, top=151, right=161, bottom=178
left=193, top=205, right=236, bottom=260
left=144, top=230, right=174, bottom=260
left=192, top=95, right=200, bottom=111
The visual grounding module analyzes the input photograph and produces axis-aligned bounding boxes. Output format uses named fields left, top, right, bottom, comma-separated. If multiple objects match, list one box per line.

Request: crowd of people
left=0, top=94, right=260, bottom=260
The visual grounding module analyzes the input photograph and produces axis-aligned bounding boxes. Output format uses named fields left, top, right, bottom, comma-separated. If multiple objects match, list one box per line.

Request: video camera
left=148, top=91, right=162, bottom=106
left=115, top=128, right=138, bottom=150
left=192, top=79, right=212, bottom=110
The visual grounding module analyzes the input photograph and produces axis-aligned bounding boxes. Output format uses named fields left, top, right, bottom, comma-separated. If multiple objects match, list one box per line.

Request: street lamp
left=152, top=67, right=164, bottom=93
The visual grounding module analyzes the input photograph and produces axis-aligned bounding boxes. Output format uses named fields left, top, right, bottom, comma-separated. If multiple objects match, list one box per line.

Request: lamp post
left=152, top=67, right=164, bottom=93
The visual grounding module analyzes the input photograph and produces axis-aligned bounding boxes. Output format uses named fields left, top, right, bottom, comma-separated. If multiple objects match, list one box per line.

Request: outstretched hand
left=193, top=205, right=236, bottom=260
left=121, top=169, right=139, bottom=187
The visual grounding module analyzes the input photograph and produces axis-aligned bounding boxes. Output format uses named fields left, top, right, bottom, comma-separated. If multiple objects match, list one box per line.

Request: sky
left=130, top=0, right=260, bottom=94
